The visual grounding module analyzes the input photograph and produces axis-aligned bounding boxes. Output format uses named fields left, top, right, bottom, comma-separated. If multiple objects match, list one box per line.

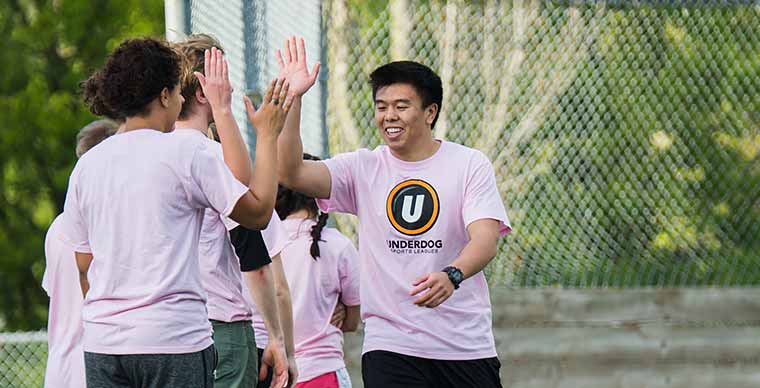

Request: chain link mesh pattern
left=0, top=331, right=47, bottom=387
left=324, top=0, right=760, bottom=287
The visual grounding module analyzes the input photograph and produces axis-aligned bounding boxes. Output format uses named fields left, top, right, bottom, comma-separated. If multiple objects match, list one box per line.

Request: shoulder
left=322, top=227, right=356, bottom=252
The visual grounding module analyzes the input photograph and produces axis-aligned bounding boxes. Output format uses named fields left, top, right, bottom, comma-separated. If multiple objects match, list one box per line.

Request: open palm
left=277, top=36, right=320, bottom=98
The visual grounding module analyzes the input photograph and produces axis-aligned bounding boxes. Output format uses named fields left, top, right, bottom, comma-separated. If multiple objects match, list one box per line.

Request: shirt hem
left=361, top=344, right=497, bottom=361
left=83, top=338, right=213, bottom=355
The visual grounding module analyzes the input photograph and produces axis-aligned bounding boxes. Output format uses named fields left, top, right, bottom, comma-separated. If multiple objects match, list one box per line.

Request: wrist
left=441, top=266, right=464, bottom=290
left=211, top=106, right=233, bottom=116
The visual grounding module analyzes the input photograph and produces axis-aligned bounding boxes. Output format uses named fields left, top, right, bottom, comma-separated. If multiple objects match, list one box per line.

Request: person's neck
left=122, top=115, right=170, bottom=133
left=286, top=209, right=314, bottom=221
left=174, top=109, right=211, bottom=135
left=390, top=136, right=441, bottom=162
left=174, top=114, right=211, bottom=135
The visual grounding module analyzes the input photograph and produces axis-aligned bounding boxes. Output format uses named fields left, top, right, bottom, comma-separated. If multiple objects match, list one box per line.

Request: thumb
left=243, top=96, right=256, bottom=116
left=309, top=62, right=321, bottom=83
left=194, top=72, right=206, bottom=88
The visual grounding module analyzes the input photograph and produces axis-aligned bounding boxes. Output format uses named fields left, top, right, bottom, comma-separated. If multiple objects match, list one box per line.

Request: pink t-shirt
left=317, top=140, right=511, bottom=360
left=59, top=129, right=249, bottom=355
left=252, top=218, right=360, bottom=383
left=194, top=135, right=286, bottom=323
left=42, top=214, right=85, bottom=388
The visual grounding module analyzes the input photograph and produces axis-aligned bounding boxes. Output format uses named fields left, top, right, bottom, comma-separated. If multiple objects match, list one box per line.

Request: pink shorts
left=296, top=368, right=352, bottom=388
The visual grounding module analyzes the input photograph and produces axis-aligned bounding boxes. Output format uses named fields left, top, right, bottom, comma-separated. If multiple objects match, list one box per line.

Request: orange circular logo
left=386, top=179, right=439, bottom=236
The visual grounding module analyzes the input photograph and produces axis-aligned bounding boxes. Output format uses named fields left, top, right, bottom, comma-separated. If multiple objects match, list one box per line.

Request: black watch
left=442, top=266, right=464, bottom=290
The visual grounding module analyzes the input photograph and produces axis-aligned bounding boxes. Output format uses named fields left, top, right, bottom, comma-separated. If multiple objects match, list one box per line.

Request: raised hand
left=276, top=36, right=320, bottom=98
left=194, top=47, right=233, bottom=113
left=243, top=78, right=292, bottom=137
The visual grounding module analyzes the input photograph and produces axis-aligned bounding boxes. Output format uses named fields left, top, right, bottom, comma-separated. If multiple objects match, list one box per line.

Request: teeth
left=386, top=127, right=402, bottom=134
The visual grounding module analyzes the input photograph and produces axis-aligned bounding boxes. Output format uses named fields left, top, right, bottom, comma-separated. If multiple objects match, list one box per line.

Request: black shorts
left=362, top=350, right=502, bottom=388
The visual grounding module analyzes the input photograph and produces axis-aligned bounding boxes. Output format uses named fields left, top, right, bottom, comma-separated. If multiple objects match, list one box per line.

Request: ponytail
left=309, top=211, right=329, bottom=260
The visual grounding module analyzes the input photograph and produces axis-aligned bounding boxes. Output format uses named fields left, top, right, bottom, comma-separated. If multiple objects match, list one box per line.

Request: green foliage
left=0, top=0, right=164, bottom=331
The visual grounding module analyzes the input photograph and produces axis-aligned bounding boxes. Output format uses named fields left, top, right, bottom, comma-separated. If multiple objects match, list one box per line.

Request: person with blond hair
left=61, top=37, right=292, bottom=387
left=173, top=33, right=294, bottom=388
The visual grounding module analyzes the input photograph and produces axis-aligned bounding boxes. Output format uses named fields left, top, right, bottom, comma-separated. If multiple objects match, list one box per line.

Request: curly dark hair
left=275, top=153, right=329, bottom=261
left=81, top=38, right=183, bottom=119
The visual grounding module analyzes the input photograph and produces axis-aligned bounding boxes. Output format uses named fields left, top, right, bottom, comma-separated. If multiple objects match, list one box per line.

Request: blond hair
left=172, top=34, right=224, bottom=120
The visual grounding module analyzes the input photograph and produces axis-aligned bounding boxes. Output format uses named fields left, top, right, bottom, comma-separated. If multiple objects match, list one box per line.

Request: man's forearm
left=277, top=97, right=304, bottom=187
left=449, top=232, right=499, bottom=279
left=242, top=267, right=284, bottom=341
left=214, top=109, right=252, bottom=184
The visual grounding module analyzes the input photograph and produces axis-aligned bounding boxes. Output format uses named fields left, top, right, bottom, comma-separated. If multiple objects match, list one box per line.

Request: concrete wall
left=341, top=288, right=760, bottom=387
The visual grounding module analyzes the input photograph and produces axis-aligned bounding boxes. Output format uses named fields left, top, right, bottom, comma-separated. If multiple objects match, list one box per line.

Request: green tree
left=0, top=0, right=164, bottom=331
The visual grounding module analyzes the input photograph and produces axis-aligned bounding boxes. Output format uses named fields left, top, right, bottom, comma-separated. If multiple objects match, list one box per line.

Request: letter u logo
left=401, top=195, right=425, bottom=223
left=387, top=180, right=440, bottom=236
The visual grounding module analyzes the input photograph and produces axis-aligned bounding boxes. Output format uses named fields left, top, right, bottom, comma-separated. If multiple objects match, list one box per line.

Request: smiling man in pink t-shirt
left=277, top=38, right=510, bottom=388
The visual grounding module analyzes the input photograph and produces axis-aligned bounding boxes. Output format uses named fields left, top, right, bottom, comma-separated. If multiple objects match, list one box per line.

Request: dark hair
left=75, top=119, right=118, bottom=158
left=81, top=38, right=183, bottom=119
left=275, top=153, right=328, bottom=261
left=369, top=60, right=443, bottom=129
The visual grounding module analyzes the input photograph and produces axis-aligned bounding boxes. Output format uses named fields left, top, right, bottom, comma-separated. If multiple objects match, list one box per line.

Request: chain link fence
left=0, top=331, right=46, bottom=387
left=323, top=0, right=760, bottom=288
left=4, top=1, right=760, bottom=384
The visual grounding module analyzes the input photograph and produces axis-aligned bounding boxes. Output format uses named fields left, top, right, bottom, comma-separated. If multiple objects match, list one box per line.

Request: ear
left=195, top=88, right=208, bottom=105
left=160, top=87, right=171, bottom=108
left=425, top=103, right=439, bottom=126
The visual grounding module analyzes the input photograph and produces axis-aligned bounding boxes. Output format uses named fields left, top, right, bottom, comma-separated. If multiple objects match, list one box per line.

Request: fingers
left=413, top=288, right=437, bottom=306
left=216, top=49, right=224, bottom=79
left=194, top=72, right=206, bottom=89
left=297, top=37, right=306, bottom=64
left=277, top=49, right=286, bottom=70
left=259, top=362, right=270, bottom=382
left=243, top=95, right=256, bottom=118
left=222, top=56, right=229, bottom=82
left=263, top=79, right=276, bottom=105
left=412, top=273, right=429, bottom=287
left=284, top=38, right=293, bottom=63
left=209, top=47, right=218, bottom=80
left=271, top=78, right=285, bottom=104
left=204, top=49, right=210, bottom=81
left=290, top=36, right=298, bottom=63
left=310, top=62, right=321, bottom=83
left=272, top=369, right=288, bottom=388
left=409, top=279, right=431, bottom=297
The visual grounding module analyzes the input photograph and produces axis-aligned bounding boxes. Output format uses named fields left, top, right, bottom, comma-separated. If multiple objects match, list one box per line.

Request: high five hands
left=277, top=36, right=320, bottom=98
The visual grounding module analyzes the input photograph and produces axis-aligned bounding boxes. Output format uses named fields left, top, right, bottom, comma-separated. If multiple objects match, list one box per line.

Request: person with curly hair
left=60, top=37, right=293, bottom=387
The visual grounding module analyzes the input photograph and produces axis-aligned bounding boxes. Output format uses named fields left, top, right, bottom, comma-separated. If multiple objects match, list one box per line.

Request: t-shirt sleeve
left=261, top=213, right=287, bottom=256
left=229, top=225, right=273, bottom=272
left=338, top=237, right=361, bottom=306
left=462, top=153, right=512, bottom=236
left=187, top=143, right=250, bottom=217
left=316, top=152, right=359, bottom=215
left=59, top=167, right=92, bottom=254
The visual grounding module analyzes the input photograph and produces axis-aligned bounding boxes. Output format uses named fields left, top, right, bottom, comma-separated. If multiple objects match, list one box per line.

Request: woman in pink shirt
left=255, top=153, right=360, bottom=388
left=61, top=38, right=292, bottom=388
